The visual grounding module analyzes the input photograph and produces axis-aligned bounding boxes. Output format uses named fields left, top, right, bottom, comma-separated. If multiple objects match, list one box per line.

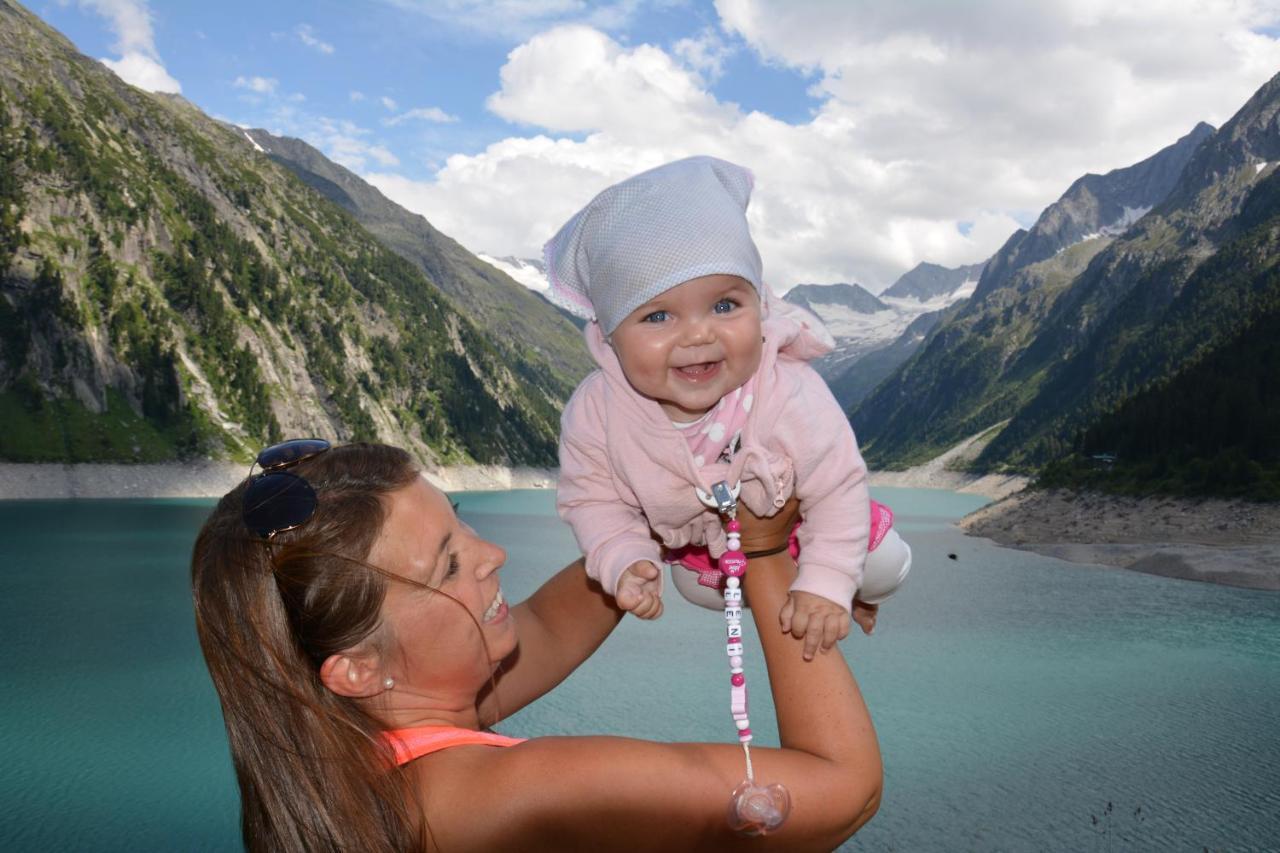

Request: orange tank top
left=383, top=726, right=526, bottom=766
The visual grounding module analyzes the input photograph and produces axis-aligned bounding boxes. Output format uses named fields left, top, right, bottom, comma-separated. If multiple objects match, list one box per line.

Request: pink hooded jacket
left=557, top=298, right=871, bottom=612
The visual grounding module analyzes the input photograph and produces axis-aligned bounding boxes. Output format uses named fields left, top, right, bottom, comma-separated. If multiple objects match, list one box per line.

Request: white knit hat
left=543, top=156, right=764, bottom=335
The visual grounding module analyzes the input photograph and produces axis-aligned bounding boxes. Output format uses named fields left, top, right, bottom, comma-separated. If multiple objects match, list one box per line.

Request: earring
left=383, top=676, right=395, bottom=690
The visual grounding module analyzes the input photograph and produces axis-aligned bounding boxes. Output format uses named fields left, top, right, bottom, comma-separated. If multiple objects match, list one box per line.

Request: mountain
left=1037, top=304, right=1280, bottom=500
left=973, top=121, right=1215, bottom=304
left=784, top=269, right=976, bottom=381
left=0, top=0, right=565, bottom=466
left=243, top=130, right=592, bottom=385
left=784, top=282, right=887, bottom=314
left=852, top=118, right=1218, bottom=469
left=881, top=261, right=985, bottom=302
left=476, top=254, right=548, bottom=292
left=826, top=307, right=950, bottom=408
left=976, top=79, right=1280, bottom=471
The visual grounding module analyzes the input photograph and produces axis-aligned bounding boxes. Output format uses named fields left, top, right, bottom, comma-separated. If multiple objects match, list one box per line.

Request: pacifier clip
left=697, top=480, right=792, bottom=836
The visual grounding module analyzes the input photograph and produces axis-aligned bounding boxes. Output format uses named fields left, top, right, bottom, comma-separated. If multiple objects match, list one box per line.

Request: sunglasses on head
left=242, top=438, right=332, bottom=539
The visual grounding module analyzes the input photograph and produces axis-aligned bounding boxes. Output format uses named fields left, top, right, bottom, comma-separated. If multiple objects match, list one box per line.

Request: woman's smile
left=482, top=588, right=508, bottom=623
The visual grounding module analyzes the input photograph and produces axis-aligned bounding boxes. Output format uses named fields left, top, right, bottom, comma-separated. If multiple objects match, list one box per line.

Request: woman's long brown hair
left=192, top=443, right=425, bottom=852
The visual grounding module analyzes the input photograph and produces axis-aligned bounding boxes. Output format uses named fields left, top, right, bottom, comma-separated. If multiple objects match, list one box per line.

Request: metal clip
left=696, top=480, right=741, bottom=517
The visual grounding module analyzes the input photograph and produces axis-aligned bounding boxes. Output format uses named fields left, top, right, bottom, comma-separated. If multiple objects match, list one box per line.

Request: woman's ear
left=319, top=651, right=386, bottom=699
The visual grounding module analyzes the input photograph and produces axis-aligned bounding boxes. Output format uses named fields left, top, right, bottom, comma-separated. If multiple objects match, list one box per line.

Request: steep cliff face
left=852, top=119, right=1218, bottom=469
left=244, top=128, right=593, bottom=386
left=0, top=0, right=562, bottom=465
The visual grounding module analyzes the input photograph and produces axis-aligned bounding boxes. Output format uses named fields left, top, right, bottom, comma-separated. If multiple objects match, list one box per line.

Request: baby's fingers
left=631, top=561, right=661, bottom=581
left=801, top=622, right=822, bottom=661
left=788, top=605, right=812, bottom=645
left=633, top=592, right=664, bottom=620
left=819, top=613, right=848, bottom=652
left=779, top=596, right=795, bottom=635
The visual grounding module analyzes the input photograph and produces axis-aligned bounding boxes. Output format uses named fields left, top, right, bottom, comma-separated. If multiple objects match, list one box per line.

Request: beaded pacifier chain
left=697, top=480, right=792, bottom=836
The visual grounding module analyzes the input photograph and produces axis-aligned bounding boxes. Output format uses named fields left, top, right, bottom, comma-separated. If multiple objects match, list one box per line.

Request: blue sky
left=32, top=1, right=1280, bottom=291
left=36, top=1, right=821, bottom=174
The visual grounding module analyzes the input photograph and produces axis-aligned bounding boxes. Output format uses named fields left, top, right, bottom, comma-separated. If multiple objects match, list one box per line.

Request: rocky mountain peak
left=783, top=282, right=887, bottom=314
left=881, top=261, right=985, bottom=302
left=972, top=120, right=1214, bottom=302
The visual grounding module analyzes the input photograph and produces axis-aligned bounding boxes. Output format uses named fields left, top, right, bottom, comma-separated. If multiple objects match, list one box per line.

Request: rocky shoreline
left=0, top=462, right=557, bottom=500
left=0, top=460, right=1020, bottom=501
left=961, top=488, right=1280, bottom=591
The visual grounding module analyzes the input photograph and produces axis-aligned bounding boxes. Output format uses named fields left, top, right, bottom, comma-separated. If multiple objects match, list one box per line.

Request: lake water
left=1, top=488, right=1277, bottom=851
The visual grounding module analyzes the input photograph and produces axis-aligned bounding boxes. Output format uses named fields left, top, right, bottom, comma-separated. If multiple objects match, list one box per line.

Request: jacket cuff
left=788, top=562, right=858, bottom=614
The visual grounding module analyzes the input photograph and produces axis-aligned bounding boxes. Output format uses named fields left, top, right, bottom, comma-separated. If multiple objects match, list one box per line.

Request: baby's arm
left=557, top=386, right=664, bottom=611
left=772, top=364, right=872, bottom=649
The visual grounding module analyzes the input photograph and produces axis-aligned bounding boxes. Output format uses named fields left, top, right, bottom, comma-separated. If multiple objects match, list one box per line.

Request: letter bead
left=724, top=587, right=742, bottom=602
left=724, top=606, right=742, bottom=621
left=727, top=623, right=743, bottom=639
left=726, top=642, right=744, bottom=656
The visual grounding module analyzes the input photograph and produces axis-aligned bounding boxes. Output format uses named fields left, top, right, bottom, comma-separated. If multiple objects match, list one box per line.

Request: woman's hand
left=735, top=495, right=801, bottom=554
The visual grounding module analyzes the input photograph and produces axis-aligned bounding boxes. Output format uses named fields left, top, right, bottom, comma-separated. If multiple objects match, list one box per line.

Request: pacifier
left=697, top=479, right=793, bottom=836
left=727, top=780, right=792, bottom=836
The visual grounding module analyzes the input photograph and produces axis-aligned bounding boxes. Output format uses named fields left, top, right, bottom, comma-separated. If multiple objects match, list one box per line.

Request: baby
left=545, top=156, right=904, bottom=657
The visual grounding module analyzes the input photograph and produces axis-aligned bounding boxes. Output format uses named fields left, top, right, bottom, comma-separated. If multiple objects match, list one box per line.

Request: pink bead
left=739, top=728, right=752, bottom=739
left=731, top=673, right=745, bottom=687
left=721, top=552, right=747, bottom=577
left=730, top=655, right=743, bottom=668
left=726, top=519, right=742, bottom=533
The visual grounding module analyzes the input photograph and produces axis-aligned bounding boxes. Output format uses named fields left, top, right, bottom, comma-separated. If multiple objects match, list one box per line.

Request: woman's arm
left=476, top=558, right=624, bottom=726
left=435, top=521, right=883, bottom=851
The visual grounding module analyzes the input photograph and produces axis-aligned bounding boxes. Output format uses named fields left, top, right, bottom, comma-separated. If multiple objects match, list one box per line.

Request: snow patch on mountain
left=479, top=254, right=549, bottom=292
left=797, top=277, right=975, bottom=379
left=1100, top=205, right=1152, bottom=236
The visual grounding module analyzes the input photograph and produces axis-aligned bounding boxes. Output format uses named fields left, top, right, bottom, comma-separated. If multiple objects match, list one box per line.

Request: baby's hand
left=852, top=600, right=879, bottom=636
left=780, top=591, right=851, bottom=660
left=616, top=561, right=664, bottom=620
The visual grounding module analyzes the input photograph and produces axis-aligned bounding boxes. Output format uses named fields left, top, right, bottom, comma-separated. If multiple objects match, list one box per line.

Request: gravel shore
left=961, top=488, right=1280, bottom=591
left=0, top=462, right=557, bottom=499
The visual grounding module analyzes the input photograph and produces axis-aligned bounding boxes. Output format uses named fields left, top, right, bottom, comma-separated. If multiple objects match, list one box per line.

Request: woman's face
left=369, top=477, right=517, bottom=691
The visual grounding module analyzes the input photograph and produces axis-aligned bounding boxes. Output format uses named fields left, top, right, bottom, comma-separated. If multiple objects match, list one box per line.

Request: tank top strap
left=383, top=726, right=526, bottom=766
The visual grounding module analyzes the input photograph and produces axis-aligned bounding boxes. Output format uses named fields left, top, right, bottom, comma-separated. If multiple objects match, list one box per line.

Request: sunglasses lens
left=256, top=438, right=331, bottom=471
left=243, top=472, right=318, bottom=537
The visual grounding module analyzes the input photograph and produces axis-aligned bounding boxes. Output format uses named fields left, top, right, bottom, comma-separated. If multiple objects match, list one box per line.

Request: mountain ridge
left=0, top=0, right=566, bottom=466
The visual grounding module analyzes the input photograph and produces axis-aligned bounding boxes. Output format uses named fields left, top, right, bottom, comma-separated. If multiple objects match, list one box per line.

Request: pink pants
left=665, top=500, right=895, bottom=590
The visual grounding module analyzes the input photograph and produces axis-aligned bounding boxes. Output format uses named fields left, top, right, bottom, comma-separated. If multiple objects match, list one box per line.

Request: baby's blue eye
left=643, top=310, right=669, bottom=323
left=714, top=299, right=738, bottom=314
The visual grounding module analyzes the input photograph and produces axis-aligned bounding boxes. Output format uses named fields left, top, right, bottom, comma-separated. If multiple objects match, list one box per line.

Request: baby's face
left=609, top=274, right=763, bottom=422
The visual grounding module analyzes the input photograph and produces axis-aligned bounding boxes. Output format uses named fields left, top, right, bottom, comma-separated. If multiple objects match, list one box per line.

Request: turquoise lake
left=1, top=487, right=1277, bottom=851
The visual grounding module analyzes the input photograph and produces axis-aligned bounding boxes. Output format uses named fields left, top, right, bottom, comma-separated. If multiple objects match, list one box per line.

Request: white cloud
left=385, top=106, right=460, bottom=126
left=364, top=4, right=1280, bottom=291
left=234, top=75, right=279, bottom=95
left=350, top=90, right=366, bottom=101
left=296, top=23, right=335, bottom=55
left=380, top=95, right=399, bottom=111
left=672, top=26, right=734, bottom=83
left=78, top=0, right=181, bottom=93
left=247, top=101, right=403, bottom=172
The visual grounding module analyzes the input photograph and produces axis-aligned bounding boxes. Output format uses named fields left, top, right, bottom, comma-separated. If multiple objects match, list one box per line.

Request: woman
left=193, top=441, right=881, bottom=851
